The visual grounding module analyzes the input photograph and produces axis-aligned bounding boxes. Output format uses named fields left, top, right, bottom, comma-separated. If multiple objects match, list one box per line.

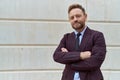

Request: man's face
left=69, top=8, right=87, bottom=31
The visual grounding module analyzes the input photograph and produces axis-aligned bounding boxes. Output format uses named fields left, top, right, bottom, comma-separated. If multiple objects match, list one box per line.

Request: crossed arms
left=53, top=32, right=106, bottom=71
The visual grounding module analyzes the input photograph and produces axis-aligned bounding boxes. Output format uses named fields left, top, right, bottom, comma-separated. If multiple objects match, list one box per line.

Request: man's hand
left=80, top=51, right=91, bottom=60
left=61, top=48, right=68, bottom=52
left=61, top=48, right=91, bottom=60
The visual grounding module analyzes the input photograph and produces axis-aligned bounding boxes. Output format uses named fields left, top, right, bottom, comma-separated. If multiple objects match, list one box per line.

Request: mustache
left=74, top=22, right=82, bottom=25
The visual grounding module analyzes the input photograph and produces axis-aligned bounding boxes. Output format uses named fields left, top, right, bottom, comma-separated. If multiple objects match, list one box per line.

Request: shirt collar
left=74, top=26, right=87, bottom=36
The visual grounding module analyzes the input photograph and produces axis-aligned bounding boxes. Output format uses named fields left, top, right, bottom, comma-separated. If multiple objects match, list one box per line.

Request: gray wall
left=0, top=0, right=120, bottom=80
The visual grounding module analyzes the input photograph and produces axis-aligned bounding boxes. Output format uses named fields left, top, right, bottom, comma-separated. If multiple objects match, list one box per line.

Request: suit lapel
left=69, top=28, right=92, bottom=51
left=79, top=27, right=92, bottom=51
left=70, top=32, right=76, bottom=50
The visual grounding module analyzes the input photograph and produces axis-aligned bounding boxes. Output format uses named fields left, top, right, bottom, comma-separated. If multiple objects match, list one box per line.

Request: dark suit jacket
left=53, top=27, right=106, bottom=80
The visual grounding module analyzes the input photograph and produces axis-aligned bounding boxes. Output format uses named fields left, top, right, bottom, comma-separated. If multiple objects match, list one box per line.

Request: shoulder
left=63, top=32, right=75, bottom=37
left=60, top=32, right=75, bottom=41
left=88, top=28, right=106, bottom=43
left=88, top=27, right=104, bottom=35
left=86, top=27, right=105, bottom=41
left=59, top=32, right=74, bottom=44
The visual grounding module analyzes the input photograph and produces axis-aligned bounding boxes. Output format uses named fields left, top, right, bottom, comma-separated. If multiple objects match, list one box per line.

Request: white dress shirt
left=73, top=26, right=87, bottom=80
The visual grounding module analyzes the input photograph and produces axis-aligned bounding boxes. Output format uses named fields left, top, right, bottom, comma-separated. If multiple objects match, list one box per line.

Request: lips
left=74, top=22, right=81, bottom=26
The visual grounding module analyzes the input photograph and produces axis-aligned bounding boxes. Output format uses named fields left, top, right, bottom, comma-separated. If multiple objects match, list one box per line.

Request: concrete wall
left=0, top=0, right=120, bottom=80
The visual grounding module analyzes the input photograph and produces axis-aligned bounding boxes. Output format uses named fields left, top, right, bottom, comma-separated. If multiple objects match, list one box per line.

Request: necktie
left=75, top=33, right=81, bottom=51
left=74, top=33, right=81, bottom=80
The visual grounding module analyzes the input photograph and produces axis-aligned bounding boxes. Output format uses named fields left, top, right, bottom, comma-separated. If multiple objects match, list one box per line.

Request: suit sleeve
left=71, top=32, right=106, bottom=71
left=53, top=34, right=81, bottom=64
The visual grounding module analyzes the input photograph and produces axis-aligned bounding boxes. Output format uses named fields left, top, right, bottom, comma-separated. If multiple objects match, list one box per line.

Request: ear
left=85, top=13, right=87, bottom=20
left=85, top=13, right=87, bottom=18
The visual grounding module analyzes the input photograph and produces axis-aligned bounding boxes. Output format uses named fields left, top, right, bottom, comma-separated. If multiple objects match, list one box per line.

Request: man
left=53, top=3, right=106, bottom=80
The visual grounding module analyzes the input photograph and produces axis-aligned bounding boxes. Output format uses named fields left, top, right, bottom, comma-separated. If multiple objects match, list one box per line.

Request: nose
left=73, top=16, right=78, bottom=22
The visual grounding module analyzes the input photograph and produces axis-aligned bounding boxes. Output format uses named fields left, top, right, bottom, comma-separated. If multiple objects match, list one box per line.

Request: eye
left=69, top=16, right=74, bottom=20
left=76, top=15, right=81, bottom=18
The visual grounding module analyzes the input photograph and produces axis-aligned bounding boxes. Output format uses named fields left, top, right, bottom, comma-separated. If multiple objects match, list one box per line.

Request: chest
left=65, top=35, right=94, bottom=52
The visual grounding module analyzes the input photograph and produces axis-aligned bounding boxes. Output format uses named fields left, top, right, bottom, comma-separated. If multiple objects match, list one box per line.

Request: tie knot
left=77, top=33, right=81, bottom=38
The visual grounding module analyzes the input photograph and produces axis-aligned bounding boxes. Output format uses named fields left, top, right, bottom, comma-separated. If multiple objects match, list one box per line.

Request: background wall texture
left=0, top=0, right=120, bottom=80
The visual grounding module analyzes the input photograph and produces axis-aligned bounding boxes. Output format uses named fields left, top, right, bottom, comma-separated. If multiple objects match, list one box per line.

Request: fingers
left=61, top=48, right=68, bottom=52
left=61, top=47, right=91, bottom=60
left=85, top=51, right=91, bottom=57
left=80, top=51, right=91, bottom=60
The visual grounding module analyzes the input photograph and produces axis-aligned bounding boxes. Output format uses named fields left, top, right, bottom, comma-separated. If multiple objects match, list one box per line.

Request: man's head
left=68, top=4, right=87, bottom=32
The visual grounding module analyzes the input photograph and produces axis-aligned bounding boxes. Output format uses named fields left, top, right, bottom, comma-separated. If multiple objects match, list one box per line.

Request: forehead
left=69, top=8, right=84, bottom=16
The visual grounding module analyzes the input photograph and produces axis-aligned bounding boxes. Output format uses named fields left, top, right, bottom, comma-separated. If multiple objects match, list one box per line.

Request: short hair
left=68, top=4, right=86, bottom=14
